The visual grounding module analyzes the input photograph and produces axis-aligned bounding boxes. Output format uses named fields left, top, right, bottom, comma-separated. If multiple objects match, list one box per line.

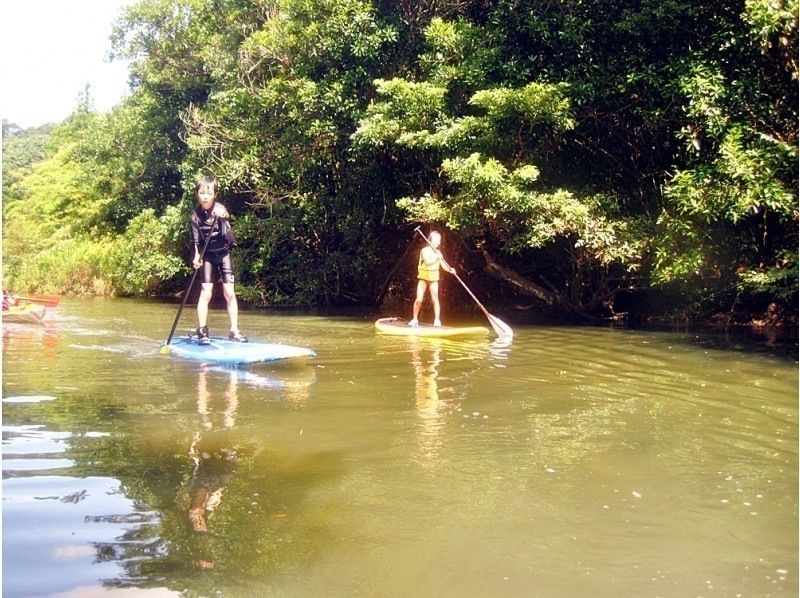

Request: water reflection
left=205, top=363, right=318, bottom=402
left=3, top=300, right=796, bottom=596
left=2, top=318, right=61, bottom=359
left=177, top=369, right=239, bottom=540
left=2, top=409, right=164, bottom=596
left=488, top=334, right=513, bottom=360
left=142, top=365, right=344, bottom=590
left=411, top=338, right=442, bottom=414
left=408, top=338, right=452, bottom=470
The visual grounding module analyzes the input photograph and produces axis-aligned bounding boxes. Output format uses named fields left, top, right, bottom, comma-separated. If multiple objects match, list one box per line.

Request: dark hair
left=195, top=174, right=218, bottom=196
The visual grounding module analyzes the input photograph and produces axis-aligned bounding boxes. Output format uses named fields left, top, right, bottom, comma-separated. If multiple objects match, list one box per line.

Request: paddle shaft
left=373, top=232, right=418, bottom=307
left=164, top=214, right=218, bottom=347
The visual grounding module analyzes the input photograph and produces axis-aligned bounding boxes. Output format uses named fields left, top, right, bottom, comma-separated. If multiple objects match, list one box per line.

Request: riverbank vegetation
left=3, top=0, right=797, bottom=324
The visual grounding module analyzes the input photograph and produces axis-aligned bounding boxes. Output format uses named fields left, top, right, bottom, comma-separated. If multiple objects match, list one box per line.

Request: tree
left=179, top=0, right=401, bottom=304
left=353, top=0, right=797, bottom=320
left=4, top=0, right=796, bottom=319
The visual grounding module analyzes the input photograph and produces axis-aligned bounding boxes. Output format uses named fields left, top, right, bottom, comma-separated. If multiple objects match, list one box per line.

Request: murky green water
left=3, top=298, right=797, bottom=597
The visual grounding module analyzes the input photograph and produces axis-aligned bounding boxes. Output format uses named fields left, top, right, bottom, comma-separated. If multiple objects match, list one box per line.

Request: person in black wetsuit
left=190, top=175, right=247, bottom=344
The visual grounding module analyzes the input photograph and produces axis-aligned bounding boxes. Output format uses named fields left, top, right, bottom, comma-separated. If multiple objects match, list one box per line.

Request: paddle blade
left=16, top=295, right=60, bottom=307
left=488, top=314, right=513, bottom=339
left=160, top=344, right=171, bottom=355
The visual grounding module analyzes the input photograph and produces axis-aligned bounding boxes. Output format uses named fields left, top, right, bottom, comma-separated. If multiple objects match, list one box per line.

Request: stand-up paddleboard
left=163, top=335, right=316, bottom=366
left=375, top=317, right=490, bottom=338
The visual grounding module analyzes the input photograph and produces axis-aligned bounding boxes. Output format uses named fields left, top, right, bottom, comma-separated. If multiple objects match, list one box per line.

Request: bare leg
left=429, top=281, right=441, bottom=326
left=411, top=280, right=427, bottom=325
left=222, top=282, right=239, bottom=333
left=198, top=283, right=213, bottom=328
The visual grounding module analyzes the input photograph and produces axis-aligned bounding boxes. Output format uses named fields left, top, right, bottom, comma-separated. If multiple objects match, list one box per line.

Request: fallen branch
left=477, top=243, right=600, bottom=321
left=477, top=244, right=557, bottom=306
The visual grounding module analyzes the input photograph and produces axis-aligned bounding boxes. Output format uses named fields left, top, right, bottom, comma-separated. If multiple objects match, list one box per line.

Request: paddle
left=161, top=214, right=219, bottom=353
left=14, top=295, right=60, bottom=307
left=374, top=232, right=418, bottom=307
left=414, top=227, right=514, bottom=339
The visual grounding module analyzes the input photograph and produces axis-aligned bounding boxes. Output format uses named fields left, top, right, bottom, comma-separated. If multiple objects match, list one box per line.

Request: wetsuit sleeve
left=190, top=212, right=201, bottom=248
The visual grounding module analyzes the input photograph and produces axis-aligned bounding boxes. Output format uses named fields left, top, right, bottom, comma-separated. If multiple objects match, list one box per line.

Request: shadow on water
left=676, top=325, right=798, bottom=361
left=540, top=319, right=799, bottom=362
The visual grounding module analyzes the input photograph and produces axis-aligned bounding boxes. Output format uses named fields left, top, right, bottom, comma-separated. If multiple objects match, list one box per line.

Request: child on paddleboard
left=190, top=175, right=247, bottom=344
left=409, top=230, right=455, bottom=327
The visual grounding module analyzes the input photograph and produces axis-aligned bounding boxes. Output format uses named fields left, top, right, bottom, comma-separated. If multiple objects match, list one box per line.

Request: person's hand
left=193, top=255, right=203, bottom=269
left=212, top=204, right=229, bottom=219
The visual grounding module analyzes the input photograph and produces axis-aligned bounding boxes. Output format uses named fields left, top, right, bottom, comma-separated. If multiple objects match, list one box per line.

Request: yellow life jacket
left=417, top=249, right=440, bottom=282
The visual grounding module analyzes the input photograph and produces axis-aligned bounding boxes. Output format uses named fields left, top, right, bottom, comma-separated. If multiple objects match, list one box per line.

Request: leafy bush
left=5, top=238, right=109, bottom=296
left=737, top=250, right=798, bottom=303
left=106, top=207, right=188, bottom=296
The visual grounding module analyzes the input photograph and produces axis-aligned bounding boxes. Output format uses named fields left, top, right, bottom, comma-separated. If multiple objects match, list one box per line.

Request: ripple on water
left=3, top=424, right=70, bottom=452
left=3, top=425, right=74, bottom=476
left=3, top=458, right=76, bottom=473
left=3, top=474, right=165, bottom=596
left=3, top=416, right=166, bottom=596
left=67, top=343, right=128, bottom=354
left=2, top=395, right=58, bottom=403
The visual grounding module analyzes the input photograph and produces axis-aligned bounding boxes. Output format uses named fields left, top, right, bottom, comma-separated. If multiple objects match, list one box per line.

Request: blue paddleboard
left=164, top=336, right=316, bottom=365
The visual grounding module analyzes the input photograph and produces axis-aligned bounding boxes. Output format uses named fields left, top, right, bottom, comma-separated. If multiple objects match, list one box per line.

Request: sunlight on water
left=2, top=298, right=797, bottom=596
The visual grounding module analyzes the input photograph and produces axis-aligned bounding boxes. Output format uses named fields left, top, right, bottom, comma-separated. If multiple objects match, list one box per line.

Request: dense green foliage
left=3, top=95, right=187, bottom=296
left=3, top=0, right=797, bottom=321
left=2, top=120, right=54, bottom=201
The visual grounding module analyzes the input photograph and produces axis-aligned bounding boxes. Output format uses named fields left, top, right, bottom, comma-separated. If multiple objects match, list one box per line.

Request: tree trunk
left=477, top=244, right=599, bottom=321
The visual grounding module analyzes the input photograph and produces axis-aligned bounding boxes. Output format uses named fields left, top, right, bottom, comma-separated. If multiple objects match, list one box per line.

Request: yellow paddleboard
left=374, top=317, right=490, bottom=338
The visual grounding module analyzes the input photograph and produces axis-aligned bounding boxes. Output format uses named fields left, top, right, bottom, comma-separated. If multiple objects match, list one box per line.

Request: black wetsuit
left=190, top=205, right=236, bottom=284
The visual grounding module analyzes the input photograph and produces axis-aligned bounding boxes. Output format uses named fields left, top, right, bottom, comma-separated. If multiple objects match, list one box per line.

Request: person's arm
left=190, top=214, right=203, bottom=269
left=441, top=256, right=455, bottom=274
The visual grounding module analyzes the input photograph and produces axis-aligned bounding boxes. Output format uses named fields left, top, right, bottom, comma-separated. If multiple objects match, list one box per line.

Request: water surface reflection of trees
left=58, top=364, right=344, bottom=593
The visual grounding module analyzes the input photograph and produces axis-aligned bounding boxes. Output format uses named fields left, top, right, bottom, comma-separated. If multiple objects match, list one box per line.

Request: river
left=2, top=298, right=797, bottom=597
